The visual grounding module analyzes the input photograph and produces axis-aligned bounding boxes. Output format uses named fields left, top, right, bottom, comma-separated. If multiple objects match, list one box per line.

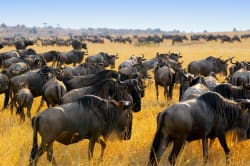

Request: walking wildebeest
left=29, top=95, right=133, bottom=165
left=187, top=56, right=233, bottom=76
left=61, top=75, right=144, bottom=112
left=149, top=92, right=250, bottom=166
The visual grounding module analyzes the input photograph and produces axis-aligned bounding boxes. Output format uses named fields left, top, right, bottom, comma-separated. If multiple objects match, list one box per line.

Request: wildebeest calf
left=29, top=95, right=133, bottom=166
left=16, top=88, right=33, bottom=121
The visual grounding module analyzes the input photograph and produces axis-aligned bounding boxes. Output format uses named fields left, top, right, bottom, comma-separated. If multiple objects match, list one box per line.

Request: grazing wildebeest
left=61, top=75, right=144, bottom=112
left=66, top=70, right=118, bottom=90
left=86, top=52, right=119, bottom=69
left=187, top=56, right=233, bottom=76
left=16, top=87, right=33, bottom=122
left=29, top=95, right=133, bottom=165
left=149, top=92, right=250, bottom=166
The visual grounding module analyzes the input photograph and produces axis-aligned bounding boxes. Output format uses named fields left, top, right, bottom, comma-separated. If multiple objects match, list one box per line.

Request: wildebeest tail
left=57, top=84, right=63, bottom=104
left=149, top=112, right=166, bottom=165
left=30, top=116, right=40, bottom=161
left=16, top=93, right=26, bottom=114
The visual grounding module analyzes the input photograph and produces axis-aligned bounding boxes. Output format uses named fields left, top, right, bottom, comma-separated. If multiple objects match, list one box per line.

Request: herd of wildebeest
left=0, top=37, right=250, bottom=166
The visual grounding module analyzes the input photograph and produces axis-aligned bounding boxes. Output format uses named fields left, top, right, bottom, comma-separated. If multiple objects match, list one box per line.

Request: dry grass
left=0, top=38, right=250, bottom=166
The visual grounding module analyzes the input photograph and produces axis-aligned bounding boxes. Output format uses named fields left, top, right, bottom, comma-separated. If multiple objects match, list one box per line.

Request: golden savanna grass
left=0, top=37, right=250, bottom=166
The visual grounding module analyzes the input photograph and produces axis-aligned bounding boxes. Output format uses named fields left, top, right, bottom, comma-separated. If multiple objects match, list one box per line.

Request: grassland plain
left=0, top=38, right=250, bottom=166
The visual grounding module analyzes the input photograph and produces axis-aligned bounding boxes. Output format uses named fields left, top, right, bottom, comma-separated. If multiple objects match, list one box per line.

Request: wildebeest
left=0, top=70, right=10, bottom=109
left=61, top=75, right=144, bottom=112
left=65, top=70, right=118, bottom=90
left=212, top=83, right=250, bottom=100
left=85, top=52, right=119, bottom=69
left=154, top=63, right=175, bottom=101
left=40, top=76, right=67, bottom=109
left=204, top=72, right=219, bottom=90
left=14, top=39, right=34, bottom=50
left=56, top=50, right=87, bottom=67
left=16, top=87, right=33, bottom=122
left=29, top=95, right=133, bottom=165
left=180, top=76, right=209, bottom=101
left=71, top=39, right=87, bottom=50
left=187, top=56, right=233, bottom=76
left=149, top=92, right=250, bottom=166
left=8, top=62, right=30, bottom=76
left=8, top=66, right=52, bottom=111
left=229, top=68, right=250, bottom=86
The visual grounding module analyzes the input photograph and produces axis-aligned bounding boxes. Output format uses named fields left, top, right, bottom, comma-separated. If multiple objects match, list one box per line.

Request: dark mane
left=88, top=70, right=118, bottom=82
left=86, top=79, right=127, bottom=101
left=213, top=83, right=250, bottom=100
left=198, top=92, right=241, bottom=129
left=77, top=94, right=130, bottom=136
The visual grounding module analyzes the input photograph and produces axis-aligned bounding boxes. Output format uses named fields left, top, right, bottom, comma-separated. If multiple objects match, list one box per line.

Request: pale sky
left=0, top=0, right=249, bottom=32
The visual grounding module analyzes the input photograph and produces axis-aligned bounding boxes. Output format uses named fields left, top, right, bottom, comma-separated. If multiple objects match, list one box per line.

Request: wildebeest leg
left=164, top=86, right=169, bottom=100
left=47, top=142, right=57, bottom=166
left=149, top=132, right=171, bottom=166
left=218, top=135, right=230, bottom=163
left=88, top=137, right=97, bottom=160
left=30, top=142, right=46, bottom=166
left=27, top=102, right=33, bottom=119
left=168, top=139, right=185, bottom=166
left=36, top=98, right=44, bottom=112
left=169, top=83, right=174, bottom=100
left=3, top=90, right=9, bottom=110
left=155, top=82, right=159, bottom=101
left=202, top=136, right=209, bottom=163
left=97, top=138, right=106, bottom=161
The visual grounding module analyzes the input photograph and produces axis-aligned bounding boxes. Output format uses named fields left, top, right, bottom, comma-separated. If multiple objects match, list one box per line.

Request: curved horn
left=225, top=56, right=234, bottom=63
left=230, top=57, right=236, bottom=64
left=117, top=74, right=128, bottom=84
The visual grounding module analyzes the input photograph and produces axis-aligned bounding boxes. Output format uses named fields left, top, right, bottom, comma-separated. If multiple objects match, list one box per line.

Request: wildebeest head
left=107, top=53, right=119, bottom=69
left=118, top=74, right=144, bottom=112
left=217, top=56, right=234, bottom=76
left=109, top=100, right=133, bottom=140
